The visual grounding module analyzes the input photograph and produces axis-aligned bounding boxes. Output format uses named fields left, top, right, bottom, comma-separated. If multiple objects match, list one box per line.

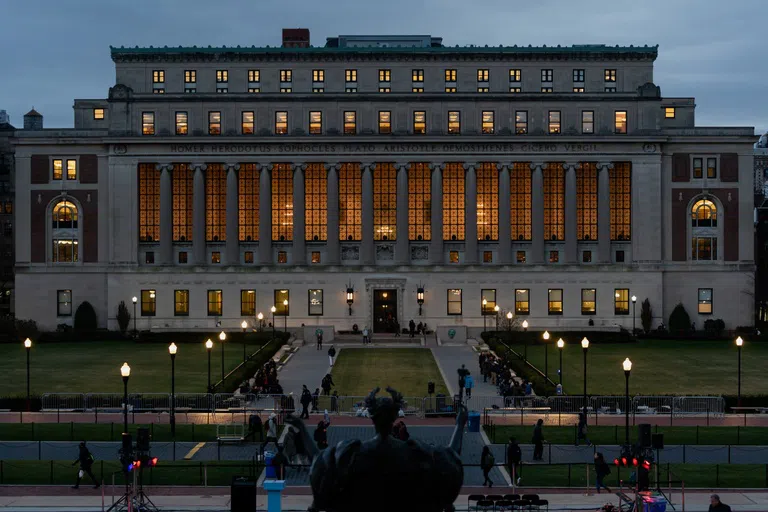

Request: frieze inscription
left=168, top=142, right=602, bottom=154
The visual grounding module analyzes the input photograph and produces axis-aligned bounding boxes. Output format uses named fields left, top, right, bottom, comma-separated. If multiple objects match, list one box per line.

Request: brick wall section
left=79, top=154, right=98, bottom=184
left=671, top=153, right=690, bottom=182
left=30, top=190, right=98, bottom=263
left=719, top=153, right=739, bottom=182
left=671, top=188, right=739, bottom=262
left=30, top=155, right=49, bottom=184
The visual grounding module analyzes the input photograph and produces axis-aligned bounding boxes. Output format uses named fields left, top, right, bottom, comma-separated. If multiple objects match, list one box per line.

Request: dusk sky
left=1, top=0, right=764, bottom=134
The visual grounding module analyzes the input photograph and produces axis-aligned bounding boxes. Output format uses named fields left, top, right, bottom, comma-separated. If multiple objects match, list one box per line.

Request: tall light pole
left=482, top=299, right=488, bottom=332
left=120, top=362, right=131, bottom=434
left=522, top=320, right=529, bottom=360
left=557, top=338, right=564, bottom=386
left=241, top=320, right=248, bottom=362
left=24, top=338, right=32, bottom=410
left=219, top=331, right=226, bottom=381
left=542, top=331, right=550, bottom=383
left=581, top=338, right=589, bottom=417
left=169, top=343, right=177, bottom=437
left=205, top=339, right=213, bottom=393
left=494, top=305, right=500, bottom=330
left=506, top=312, right=512, bottom=342
left=131, top=296, right=138, bottom=338
left=736, top=336, right=743, bottom=406
left=283, top=299, right=289, bottom=333
left=623, top=357, right=632, bottom=444
left=257, top=312, right=264, bottom=332
left=631, top=295, right=637, bottom=333
left=271, top=306, right=277, bottom=339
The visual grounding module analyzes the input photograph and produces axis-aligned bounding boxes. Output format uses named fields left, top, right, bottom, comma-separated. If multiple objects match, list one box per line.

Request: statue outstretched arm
left=449, top=404, right=468, bottom=455
left=284, top=414, right=320, bottom=460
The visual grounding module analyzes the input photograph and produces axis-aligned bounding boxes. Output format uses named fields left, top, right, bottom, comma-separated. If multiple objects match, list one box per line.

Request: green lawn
left=330, top=348, right=449, bottom=397
left=0, top=341, right=269, bottom=395
left=0, top=423, right=221, bottom=442
left=511, top=339, right=766, bottom=395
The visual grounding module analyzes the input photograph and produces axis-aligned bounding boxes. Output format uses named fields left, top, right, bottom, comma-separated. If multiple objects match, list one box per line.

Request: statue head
left=365, top=387, right=403, bottom=436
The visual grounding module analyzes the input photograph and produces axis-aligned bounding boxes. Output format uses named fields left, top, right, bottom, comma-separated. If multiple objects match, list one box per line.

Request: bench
left=216, top=423, right=245, bottom=444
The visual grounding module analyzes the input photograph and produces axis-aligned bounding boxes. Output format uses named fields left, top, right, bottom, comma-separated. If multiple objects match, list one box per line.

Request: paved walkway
left=275, top=343, right=331, bottom=396
left=431, top=345, right=498, bottom=398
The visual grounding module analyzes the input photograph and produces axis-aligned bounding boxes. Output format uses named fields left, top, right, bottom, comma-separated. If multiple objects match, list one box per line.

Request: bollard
left=263, top=480, right=286, bottom=512
left=583, top=463, right=592, bottom=496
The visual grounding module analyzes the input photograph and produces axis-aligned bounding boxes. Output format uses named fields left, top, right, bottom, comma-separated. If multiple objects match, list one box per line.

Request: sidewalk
left=431, top=345, right=498, bottom=397
left=273, top=343, right=330, bottom=396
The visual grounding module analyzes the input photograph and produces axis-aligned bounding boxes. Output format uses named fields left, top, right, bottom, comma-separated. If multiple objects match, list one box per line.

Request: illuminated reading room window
left=205, top=164, right=226, bottom=242
left=238, top=163, right=259, bottom=242
left=408, top=163, right=431, bottom=241
left=442, top=163, right=465, bottom=241
left=344, top=111, right=356, bottom=135
left=379, top=111, right=391, bottom=134
left=511, top=162, right=533, bottom=241
left=548, top=111, right=561, bottom=134
left=476, top=163, right=498, bottom=241
left=208, top=111, right=221, bottom=135
left=241, top=111, right=254, bottom=135
left=176, top=112, right=188, bottom=135
left=582, top=289, right=597, bottom=315
left=304, top=163, right=327, bottom=241
left=543, top=163, right=564, bottom=241
left=577, top=163, right=598, bottom=241
left=481, top=111, right=494, bottom=134
left=373, top=163, right=397, bottom=241
left=172, top=164, right=193, bottom=242
left=93, top=108, right=104, bottom=120
left=271, top=163, right=293, bottom=241
left=413, top=111, right=426, bottom=134
left=142, top=112, right=155, bottom=135
left=448, top=111, right=460, bottom=134
left=275, top=112, right=288, bottom=135
left=610, top=162, right=631, bottom=241
left=339, top=163, right=362, bottom=241
left=138, top=163, right=160, bottom=242
left=665, top=107, right=676, bottom=119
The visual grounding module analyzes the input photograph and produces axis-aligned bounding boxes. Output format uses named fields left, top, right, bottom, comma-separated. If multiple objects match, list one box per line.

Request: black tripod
left=107, top=452, right=158, bottom=512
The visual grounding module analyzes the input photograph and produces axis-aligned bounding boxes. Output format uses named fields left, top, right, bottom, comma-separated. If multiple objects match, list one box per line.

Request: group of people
left=238, top=357, right=282, bottom=397
left=478, top=351, right=535, bottom=398
left=407, top=319, right=428, bottom=338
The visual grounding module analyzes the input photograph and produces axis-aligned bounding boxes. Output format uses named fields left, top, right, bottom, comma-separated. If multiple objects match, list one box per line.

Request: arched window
left=690, top=198, right=718, bottom=261
left=51, top=200, right=79, bottom=263
left=691, top=199, right=717, bottom=228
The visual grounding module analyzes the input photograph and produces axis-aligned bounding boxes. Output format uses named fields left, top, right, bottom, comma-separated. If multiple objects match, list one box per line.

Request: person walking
left=464, top=373, right=474, bottom=399
left=71, top=441, right=99, bottom=489
left=394, top=320, right=401, bottom=337
left=362, top=326, right=370, bottom=345
left=576, top=412, right=591, bottom=446
left=261, top=412, right=279, bottom=456
left=316, top=331, right=323, bottom=351
left=321, top=373, right=334, bottom=396
left=300, top=385, right=312, bottom=419
left=312, top=388, right=320, bottom=411
left=409, top=319, right=416, bottom=338
left=327, top=345, right=336, bottom=367
left=457, top=364, right=470, bottom=401
left=708, top=494, right=732, bottom=512
left=480, top=446, right=495, bottom=488
left=314, top=420, right=329, bottom=450
left=507, top=437, right=522, bottom=486
left=531, top=418, right=545, bottom=461
left=594, top=452, right=612, bottom=494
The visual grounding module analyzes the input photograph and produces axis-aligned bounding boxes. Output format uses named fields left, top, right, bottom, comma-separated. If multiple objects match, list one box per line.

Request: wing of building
left=11, top=29, right=756, bottom=334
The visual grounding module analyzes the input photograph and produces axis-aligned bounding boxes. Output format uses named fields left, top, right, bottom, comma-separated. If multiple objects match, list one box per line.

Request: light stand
left=120, top=363, right=131, bottom=434
left=482, top=299, right=487, bottom=332
left=219, top=331, right=226, bottom=381
left=522, top=320, right=529, bottom=360
left=557, top=338, right=564, bottom=386
left=543, top=331, right=550, bottom=383
left=581, top=338, right=589, bottom=418
left=131, top=296, right=137, bottom=339
left=623, top=358, right=632, bottom=445
left=494, top=305, right=500, bottom=330
left=736, top=337, right=743, bottom=406
left=24, top=339, right=31, bottom=411
left=271, top=306, right=276, bottom=340
left=169, top=343, right=177, bottom=438
left=631, top=295, right=637, bottom=333
left=283, top=299, right=288, bottom=333
left=205, top=339, right=213, bottom=393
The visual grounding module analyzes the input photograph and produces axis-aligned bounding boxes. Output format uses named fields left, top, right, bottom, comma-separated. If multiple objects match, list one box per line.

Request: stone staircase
left=333, top=333, right=424, bottom=345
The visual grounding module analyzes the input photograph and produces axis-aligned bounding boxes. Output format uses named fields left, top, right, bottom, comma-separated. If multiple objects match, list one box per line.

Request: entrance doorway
left=373, top=289, right=398, bottom=333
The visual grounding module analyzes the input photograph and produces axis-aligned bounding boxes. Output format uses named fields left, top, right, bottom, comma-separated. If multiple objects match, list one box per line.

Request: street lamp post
left=169, top=343, right=177, bottom=437
left=131, top=296, right=138, bottom=338
left=736, top=336, right=743, bottom=406
left=506, top=312, right=512, bottom=342
left=120, top=362, right=131, bottom=434
left=522, top=320, right=529, bottom=360
left=205, top=339, right=213, bottom=393
left=494, top=305, right=500, bottom=330
left=271, top=306, right=277, bottom=339
left=241, top=320, right=248, bottom=362
left=631, top=296, right=637, bottom=333
left=482, top=299, right=488, bottom=332
left=623, top=357, right=632, bottom=444
left=24, top=338, right=32, bottom=410
left=581, top=338, right=589, bottom=417
left=219, top=331, right=226, bottom=381
left=283, top=299, right=288, bottom=333
left=542, top=331, right=550, bottom=383
left=557, top=338, right=564, bottom=386
left=257, top=312, right=264, bottom=332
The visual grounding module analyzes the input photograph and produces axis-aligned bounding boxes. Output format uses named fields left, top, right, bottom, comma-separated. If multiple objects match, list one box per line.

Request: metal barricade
left=174, top=393, right=214, bottom=412
left=423, top=395, right=458, bottom=417
left=463, top=395, right=505, bottom=412
left=673, top=396, right=725, bottom=417
left=593, top=395, right=631, bottom=415
left=41, top=393, right=86, bottom=412
left=129, top=393, right=171, bottom=413
left=547, top=396, right=587, bottom=414
left=632, top=396, right=674, bottom=417
left=85, top=393, right=125, bottom=412
left=401, top=396, right=425, bottom=418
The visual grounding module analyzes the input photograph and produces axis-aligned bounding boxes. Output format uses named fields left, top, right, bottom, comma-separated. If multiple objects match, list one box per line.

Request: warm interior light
left=168, top=343, right=177, bottom=355
left=736, top=336, right=743, bottom=347
left=24, top=338, right=32, bottom=349
left=205, top=339, right=213, bottom=350
left=622, top=357, right=632, bottom=372
left=219, top=331, right=226, bottom=341
left=543, top=331, right=550, bottom=341
left=120, top=362, right=131, bottom=378
left=581, top=337, right=589, bottom=349
left=557, top=338, right=564, bottom=349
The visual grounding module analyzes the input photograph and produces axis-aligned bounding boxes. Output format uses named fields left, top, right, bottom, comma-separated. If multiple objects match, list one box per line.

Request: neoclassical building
left=12, top=30, right=756, bottom=333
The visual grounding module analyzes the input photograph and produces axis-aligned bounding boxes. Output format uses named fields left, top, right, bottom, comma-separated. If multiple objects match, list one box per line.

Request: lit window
left=57, top=290, right=72, bottom=316
left=346, top=88, right=357, bottom=93
left=275, top=112, right=288, bottom=135
left=238, top=164, right=259, bottom=242
left=573, top=87, right=585, bottom=93
left=176, top=112, right=188, bottom=135
left=379, top=87, right=391, bottom=93
left=615, top=111, right=627, bottom=134
left=207, top=290, right=222, bottom=316
left=541, top=87, right=553, bottom=93
left=93, top=108, right=104, bottom=120
left=707, top=158, right=717, bottom=179
left=249, top=87, right=261, bottom=93
left=244, top=251, right=254, bottom=263
left=271, top=164, right=293, bottom=241
left=175, top=290, right=189, bottom=316
left=443, top=163, right=465, bottom=241
left=313, top=87, right=325, bottom=93
left=548, top=110, right=561, bottom=134
left=208, top=111, right=221, bottom=135
left=516, top=251, right=526, bottom=263
left=693, top=158, right=703, bottom=179
left=449, top=251, right=459, bottom=263
left=280, top=87, right=292, bottom=93
left=248, top=70, right=260, bottom=82
left=343, top=111, right=356, bottom=135
left=692, top=199, right=717, bottom=228
left=582, top=111, right=594, bottom=134
left=445, top=87, right=457, bottom=93
left=483, top=251, right=493, bottom=263
left=275, top=290, right=289, bottom=315
left=205, top=164, right=226, bottom=242
left=305, top=164, right=327, bottom=242
left=311, top=251, right=321, bottom=263
left=309, top=111, right=322, bottom=135
left=477, top=87, right=489, bottom=93
left=614, top=289, right=629, bottom=315
left=548, top=289, right=563, bottom=315
left=379, top=111, right=391, bottom=134
left=549, top=250, right=559, bottom=263
left=66, top=160, right=77, bottom=180
left=515, top=289, right=529, bottom=315
left=339, top=164, right=362, bottom=241
left=605, top=87, right=617, bottom=93
left=582, top=289, right=596, bottom=315
left=573, top=69, right=585, bottom=82
left=477, top=69, right=489, bottom=82
left=152, top=70, right=165, bottom=83
left=692, top=237, right=717, bottom=261
left=241, top=111, right=254, bottom=135
left=447, top=289, right=462, bottom=315
left=509, top=69, right=521, bottom=82
left=172, top=164, right=193, bottom=242
left=515, top=111, right=528, bottom=135
left=698, top=288, right=713, bottom=314
left=509, top=87, right=521, bottom=93
left=184, top=70, right=196, bottom=83
left=241, top=290, right=256, bottom=316
left=280, top=69, right=292, bottom=82
left=141, top=289, right=156, bottom=316
left=541, top=69, right=553, bottom=82
left=577, top=163, right=598, bottom=241
left=412, top=69, right=424, bottom=82
left=343, top=69, right=357, bottom=83
left=373, top=164, right=397, bottom=241
left=412, top=87, right=424, bottom=93
left=604, top=69, right=617, bottom=82
left=481, top=111, right=494, bottom=134
left=51, top=200, right=79, bottom=263
left=379, top=69, right=391, bottom=82
left=408, top=163, right=431, bottom=241
left=445, top=69, right=457, bottom=82
left=477, top=163, right=499, bottom=241
left=308, top=289, right=323, bottom=316
left=138, top=163, right=160, bottom=242
left=313, top=69, right=325, bottom=82
left=665, top=107, right=676, bottom=119
left=277, top=251, right=287, bottom=263
left=53, top=159, right=63, bottom=180
left=610, top=162, right=632, bottom=240
left=216, top=70, right=228, bottom=83
left=448, top=111, right=460, bottom=134
left=544, top=163, right=564, bottom=241
left=142, top=112, right=155, bottom=135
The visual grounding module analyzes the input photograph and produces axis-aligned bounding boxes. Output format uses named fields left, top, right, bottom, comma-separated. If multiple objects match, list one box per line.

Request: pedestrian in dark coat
left=312, top=388, right=320, bottom=410
left=480, top=446, right=495, bottom=488
left=71, top=442, right=99, bottom=489
left=409, top=319, right=416, bottom=338
left=457, top=364, right=470, bottom=400
left=507, top=437, right=522, bottom=485
left=531, top=418, right=545, bottom=461
left=577, top=412, right=592, bottom=446
left=316, top=331, right=323, bottom=350
left=314, top=420, right=329, bottom=449
left=328, top=346, right=336, bottom=367
left=594, top=452, right=612, bottom=493
left=300, top=385, right=312, bottom=419
left=708, top=494, right=732, bottom=512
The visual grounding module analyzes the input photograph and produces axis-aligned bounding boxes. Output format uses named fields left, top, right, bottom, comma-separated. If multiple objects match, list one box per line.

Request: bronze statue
left=285, top=386, right=467, bottom=512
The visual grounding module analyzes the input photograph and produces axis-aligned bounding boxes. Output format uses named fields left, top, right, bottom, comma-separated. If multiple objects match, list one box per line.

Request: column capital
left=428, top=162, right=443, bottom=172
left=395, top=162, right=409, bottom=172
left=562, top=162, right=582, bottom=171
left=499, top=163, right=513, bottom=172
left=191, top=163, right=207, bottom=171
left=325, top=163, right=339, bottom=172
left=463, top=162, right=478, bottom=172
left=360, top=162, right=375, bottom=171
left=155, top=163, right=173, bottom=172
left=225, top=163, right=240, bottom=172
left=597, top=162, right=615, bottom=171
left=530, top=162, right=545, bottom=171
left=293, top=163, right=306, bottom=172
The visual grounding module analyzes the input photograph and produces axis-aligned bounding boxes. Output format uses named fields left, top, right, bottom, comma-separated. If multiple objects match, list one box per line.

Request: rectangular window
left=311, top=251, right=320, bottom=263
left=515, top=111, right=528, bottom=134
left=172, top=163, right=193, bottom=242
left=616, top=250, right=625, bottom=262
left=244, top=251, right=254, bottom=263
left=205, top=164, right=226, bottom=242
left=280, top=87, right=292, bottom=93
left=66, top=159, right=77, bottom=180
left=615, top=289, right=629, bottom=315
left=448, top=111, right=461, bottom=134
left=174, top=290, right=189, bottom=316
left=152, top=70, right=165, bottom=83
left=481, top=111, right=494, bottom=134
left=379, top=69, right=391, bottom=82
left=347, top=87, right=358, bottom=93
left=238, top=163, right=259, bottom=242
left=272, top=163, right=293, bottom=241
left=57, top=290, right=72, bottom=316
left=374, top=163, right=397, bottom=241
left=605, top=87, right=617, bottom=93
left=445, top=69, right=457, bottom=82
left=141, top=289, right=156, bottom=316
left=548, top=110, right=561, bottom=134
left=93, top=108, right=105, bottom=120
left=515, top=289, right=530, bottom=315
left=665, top=107, right=676, bottom=119
left=707, top=158, right=717, bottom=179
left=549, top=250, right=559, bottom=263
left=207, top=290, right=222, bottom=316
left=309, top=111, right=322, bottom=135
left=548, top=289, right=563, bottom=315
left=447, top=289, right=462, bottom=315
left=248, top=69, right=260, bottom=82
left=277, top=250, right=287, bottom=263
left=573, top=69, right=585, bottom=82
left=280, top=69, right=292, bottom=82
left=577, top=163, right=598, bottom=241
left=208, top=111, right=221, bottom=135
left=582, top=111, right=594, bottom=134
left=477, top=87, right=489, bottom=93
left=178, top=251, right=187, bottom=263
left=517, top=251, right=526, bottom=263
left=445, top=87, right=457, bottom=93
left=483, top=251, right=493, bottom=263
left=211, top=252, right=220, bottom=264
left=615, top=111, right=627, bottom=134
left=52, top=239, right=78, bottom=263
left=305, top=163, right=327, bottom=241
left=241, top=111, right=254, bottom=135
left=53, top=159, right=63, bottom=180
left=693, top=158, right=703, bottom=179
left=610, top=162, right=632, bottom=241
left=541, top=87, right=554, bottom=93
left=175, top=112, right=188, bottom=135
left=692, top=236, right=718, bottom=260
left=138, top=163, right=160, bottom=242
left=582, top=289, right=597, bottom=315
left=275, top=111, right=288, bottom=134
left=142, top=112, right=155, bottom=135
left=241, top=290, right=256, bottom=316
left=477, top=69, right=489, bottom=82
left=604, top=69, right=617, bottom=82
left=449, top=250, right=459, bottom=263
left=147, top=251, right=156, bottom=264
left=380, top=87, right=391, bottom=92
left=378, top=111, right=391, bottom=134
left=339, top=163, right=362, bottom=241
left=698, top=288, right=713, bottom=314
left=308, top=289, right=323, bottom=316
left=510, top=87, right=521, bottom=93
left=573, top=87, right=585, bottom=93
left=346, top=69, right=358, bottom=82
left=413, top=111, right=426, bottom=134
left=541, top=69, right=553, bottom=82
left=510, top=162, right=532, bottom=241
left=443, top=163, right=465, bottom=241
left=408, top=163, right=431, bottom=241
left=510, top=69, right=521, bottom=82
left=481, top=289, right=496, bottom=315
left=477, top=163, right=499, bottom=241
left=412, top=69, right=424, bottom=82
left=544, top=163, right=564, bottom=241
left=216, top=70, right=228, bottom=83
left=313, top=69, right=325, bottom=82
left=582, top=250, right=592, bottom=263
left=275, top=290, right=289, bottom=315
left=343, top=111, right=356, bottom=135
left=185, top=70, right=196, bottom=83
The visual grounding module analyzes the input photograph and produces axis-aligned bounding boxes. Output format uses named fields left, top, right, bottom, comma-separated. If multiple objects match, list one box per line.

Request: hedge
left=484, top=336, right=553, bottom=395
left=481, top=329, right=634, bottom=345
left=138, top=330, right=289, bottom=345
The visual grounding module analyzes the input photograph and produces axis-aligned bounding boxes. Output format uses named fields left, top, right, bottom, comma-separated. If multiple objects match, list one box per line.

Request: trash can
left=264, top=451, right=276, bottom=478
left=231, top=476, right=257, bottom=512
left=468, top=411, right=481, bottom=432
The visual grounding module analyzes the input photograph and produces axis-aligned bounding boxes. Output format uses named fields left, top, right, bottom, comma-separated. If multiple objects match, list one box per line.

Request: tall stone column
left=464, top=163, right=478, bottom=264
left=158, top=163, right=173, bottom=265
left=259, top=163, right=272, bottom=265
left=192, top=163, right=206, bottom=265
left=430, top=163, right=443, bottom=265
left=395, top=163, right=409, bottom=265
left=564, top=163, right=579, bottom=264
left=361, top=163, right=374, bottom=265
left=598, top=162, right=613, bottom=263
left=225, top=163, right=239, bottom=265
left=326, top=163, right=340, bottom=265
left=293, top=164, right=306, bottom=265
left=498, top=163, right=511, bottom=264
left=530, top=163, right=545, bottom=264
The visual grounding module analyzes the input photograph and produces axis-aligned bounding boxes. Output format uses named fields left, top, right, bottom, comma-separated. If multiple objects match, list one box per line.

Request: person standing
left=394, top=320, right=401, bottom=337
left=507, top=437, right=522, bottom=486
left=594, top=452, right=612, bottom=494
left=457, top=364, right=470, bottom=401
left=409, top=319, right=416, bottom=338
left=362, top=326, right=370, bottom=345
left=71, top=441, right=99, bottom=489
left=531, top=418, right=545, bottom=461
left=480, top=446, right=495, bottom=488
left=464, top=373, right=474, bottom=399
left=576, top=412, right=591, bottom=446
left=316, top=331, right=323, bottom=351
left=262, top=412, right=279, bottom=456
left=300, top=385, right=312, bottom=419
left=328, top=345, right=336, bottom=367
left=321, top=373, right=334, bottom=396
left=708, top=494, right=732, bottom=512
left=312, top=388, right=320, bottom=411
left=313, top=420, right=329, bottom=449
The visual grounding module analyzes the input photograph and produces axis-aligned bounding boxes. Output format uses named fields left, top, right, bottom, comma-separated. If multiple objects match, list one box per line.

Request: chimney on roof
left=282, top=28, right=310, bottom=48
left=24, top=108, right=43, bottom=130
left=0, top=110, right=9, bottom=125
